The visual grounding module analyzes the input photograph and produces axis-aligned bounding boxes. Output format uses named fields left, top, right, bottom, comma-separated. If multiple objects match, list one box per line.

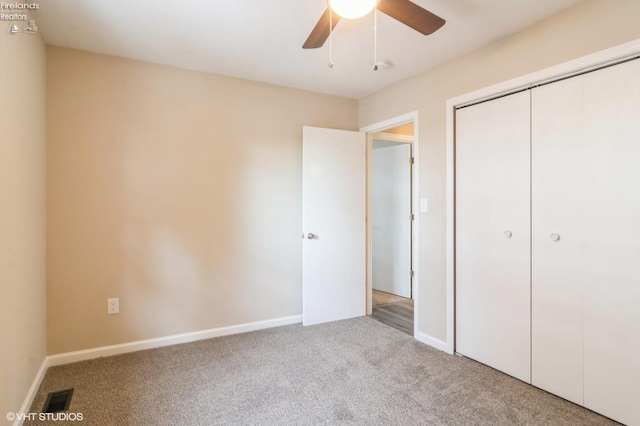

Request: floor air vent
left=42, top=389, right=73, bottom=413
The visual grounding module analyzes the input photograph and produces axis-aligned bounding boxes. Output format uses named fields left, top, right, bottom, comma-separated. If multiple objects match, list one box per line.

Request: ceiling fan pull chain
left=373, top=5, right=378, bottom=71
left=328, top=0, right=334, bottom=68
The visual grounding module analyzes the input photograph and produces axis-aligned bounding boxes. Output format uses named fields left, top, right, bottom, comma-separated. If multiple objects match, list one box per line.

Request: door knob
left=550, top=233, right=561, bottom=242
left=307, top=233, right=317, bottom=239
left=504, top=230, right=513, bottom=238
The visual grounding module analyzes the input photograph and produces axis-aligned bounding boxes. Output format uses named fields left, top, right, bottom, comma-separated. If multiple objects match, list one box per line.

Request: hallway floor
left=371, top=290, right=414, bottom=335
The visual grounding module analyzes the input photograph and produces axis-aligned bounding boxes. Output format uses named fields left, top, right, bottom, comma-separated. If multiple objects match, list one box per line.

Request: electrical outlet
left=107, top=298, right=119, bottom=315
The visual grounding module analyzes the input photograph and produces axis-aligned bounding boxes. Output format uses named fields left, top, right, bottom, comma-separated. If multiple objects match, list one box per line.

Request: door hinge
left=411, top=157, right=415, bottom=164
left=411, top=213, right=415, bottom=221
left=411, top=270, right=414, bottom=278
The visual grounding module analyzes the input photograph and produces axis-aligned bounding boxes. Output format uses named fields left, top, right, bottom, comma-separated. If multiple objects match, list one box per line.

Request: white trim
left=48, top=315, right=302, bottom=367
left=447, top=39, right=640, bottom=109
left=415, top=332, right=448, bottom=352
left=366, top=132, right=373, bottom=316
left=445, top=100, right=455, bottom=355
left=360, top=111, right=416, bottom=134
left=360, top=111, right=419, bottom=339
left=14, top=357, right=49, bottom=426
left=445, top=38, right=640, bottom=358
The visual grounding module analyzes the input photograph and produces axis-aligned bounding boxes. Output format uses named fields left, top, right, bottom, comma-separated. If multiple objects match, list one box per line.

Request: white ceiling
left=35, top=0, right=585, bottom=99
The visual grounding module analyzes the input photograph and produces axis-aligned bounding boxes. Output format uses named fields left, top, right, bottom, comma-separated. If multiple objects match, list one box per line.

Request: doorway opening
left=367, top=122, right=415, bottom=336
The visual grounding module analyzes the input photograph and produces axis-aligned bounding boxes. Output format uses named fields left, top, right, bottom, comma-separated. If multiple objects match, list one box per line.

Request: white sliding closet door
left=455, top=91, right=531, bottom=383
left=582, top=59, right=640, bottom=426
left=531, top=77, right=585, bottom=405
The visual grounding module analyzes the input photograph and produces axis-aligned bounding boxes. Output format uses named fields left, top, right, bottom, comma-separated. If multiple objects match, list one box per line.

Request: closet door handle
left=504, top=230, right=513, bottom=238
left=550, top=233, right=561, bottom=242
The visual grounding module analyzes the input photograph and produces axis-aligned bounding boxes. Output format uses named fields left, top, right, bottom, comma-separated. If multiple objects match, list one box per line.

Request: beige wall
left=384, top=123, right=414, bottom=136
left=15, top=0, right=640, bottom=364
left=0, top=18, right=47, bottom=421
left=46, top=47, right=358, bottom=354
left=359, top=0, right=640, bottom=342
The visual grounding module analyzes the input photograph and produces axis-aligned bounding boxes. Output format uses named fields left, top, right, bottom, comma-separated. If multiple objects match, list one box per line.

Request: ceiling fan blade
left=377, top=0, right=445, bottom=35
left=303, top=7, right=342, bottom=49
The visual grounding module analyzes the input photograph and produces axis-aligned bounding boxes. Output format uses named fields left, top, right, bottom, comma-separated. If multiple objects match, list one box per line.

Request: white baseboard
left=415, top=331, right=449, bottom=353
left=48, top=315, right=302, bottom=367
left=14, top=357, right=49, bottom=426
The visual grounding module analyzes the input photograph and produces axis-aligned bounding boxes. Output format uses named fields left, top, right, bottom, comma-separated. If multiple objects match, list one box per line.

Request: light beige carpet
left=27, top=317, right=618, bottom=425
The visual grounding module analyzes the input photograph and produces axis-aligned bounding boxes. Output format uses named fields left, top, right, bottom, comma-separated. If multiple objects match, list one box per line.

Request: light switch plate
left=420, top=198, right=428, bottom=213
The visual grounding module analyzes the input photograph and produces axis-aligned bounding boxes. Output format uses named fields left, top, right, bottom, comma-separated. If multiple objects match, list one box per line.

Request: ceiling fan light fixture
left=330, top=0, right=376, bottom=19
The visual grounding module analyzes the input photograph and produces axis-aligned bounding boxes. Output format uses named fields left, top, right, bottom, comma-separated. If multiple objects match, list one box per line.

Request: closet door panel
left=456, top=91, right=531, bottom=383
left=582, top=59, right=640, bottom=426
left=531, top=78, right=585, bottom=405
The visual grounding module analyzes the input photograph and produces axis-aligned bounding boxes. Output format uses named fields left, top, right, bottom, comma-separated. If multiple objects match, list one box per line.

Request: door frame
left=446, top=39, right=640, bottom=356
left=361, top=111, right=419, bottom=338
left=370, top=133, right=413, bottom=300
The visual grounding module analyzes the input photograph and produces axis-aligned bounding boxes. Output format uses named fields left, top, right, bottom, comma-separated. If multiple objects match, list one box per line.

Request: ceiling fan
left=303, top=0, right=446, bottom=49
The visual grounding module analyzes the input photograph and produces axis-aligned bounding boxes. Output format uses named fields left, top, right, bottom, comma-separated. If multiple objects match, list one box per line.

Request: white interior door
left=531, top=77, right=585, bottom=405
left=582, top=59, right=640, bottom=426
left=302, top=126, right=366, bottom=326
left=372, top=143, right=411, bottom=298
left=455, top=91, right=531, bottom=383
